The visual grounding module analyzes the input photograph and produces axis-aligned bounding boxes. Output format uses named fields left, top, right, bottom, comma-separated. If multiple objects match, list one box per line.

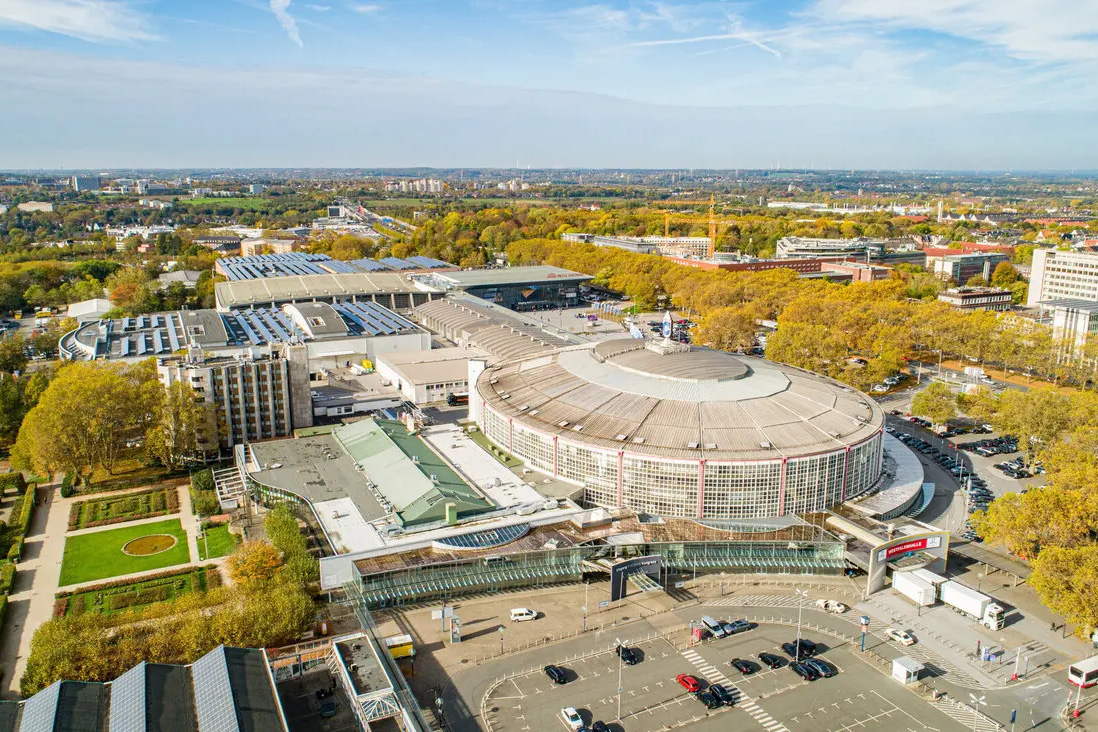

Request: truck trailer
left=939, top=581, right=1005, bottom=629
left=892, top=571, right=936, bottom=607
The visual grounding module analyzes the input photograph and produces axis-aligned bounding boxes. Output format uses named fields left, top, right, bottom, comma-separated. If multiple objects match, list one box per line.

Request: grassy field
left=60, top=518, right=191, bottom=586
left=197, top=524, right=237, bottom=560
left=55, top=566, right=219, bottom=617
left=69, top=486, right=176, bottom=530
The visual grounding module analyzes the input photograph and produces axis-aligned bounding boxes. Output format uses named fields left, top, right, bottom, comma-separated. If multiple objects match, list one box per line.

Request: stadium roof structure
left=60, top=303, right=422, bottom=361
left=214, top=271, right=436, bottom=310
left=423, top=265, right=589, bottom=288
left=413, top=296, right=580, bottom=362
left=479, top=337, right=884, bottom=461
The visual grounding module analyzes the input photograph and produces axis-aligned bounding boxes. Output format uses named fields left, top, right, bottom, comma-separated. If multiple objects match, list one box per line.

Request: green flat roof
left=334, top=418, right=493, bottom=526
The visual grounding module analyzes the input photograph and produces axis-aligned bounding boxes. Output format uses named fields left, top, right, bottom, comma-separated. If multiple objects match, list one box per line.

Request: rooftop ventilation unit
left=614, top=433, right=628, bottom=441
left=704, top=443, right=717, bottom=450
left=572, top=425, right=584, bottom=432
left=519, top=405, right=529, bottom=411
left=760, top=441, right=773, bottom=449
left=688, top=442, right=700, bottom=449
left=558, top=421, right=569, bottom=428
left=633, top=437, right=645, bottom=444
left=530, top=409, right=539, bottom=416
left=412, top=455, right=420, bottom=464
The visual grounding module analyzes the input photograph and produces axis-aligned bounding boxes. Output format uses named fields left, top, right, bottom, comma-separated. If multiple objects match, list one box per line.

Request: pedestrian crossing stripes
left=931, top=696, right=1002, bottom=732
left=709, top=594, right=811, bottom=609
left=681, top=648, right=789, bottom=732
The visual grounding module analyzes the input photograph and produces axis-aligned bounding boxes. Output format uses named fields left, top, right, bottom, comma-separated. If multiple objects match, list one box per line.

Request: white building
left=375, top=346, right=486, bottom=404
left=1027, top=249, right=1098, bottom=307
left=66, top=298, right=113, bottom=323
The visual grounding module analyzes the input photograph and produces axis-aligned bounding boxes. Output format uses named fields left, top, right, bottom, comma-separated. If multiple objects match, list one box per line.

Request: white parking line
left=681, top=648, right=790, bottom=732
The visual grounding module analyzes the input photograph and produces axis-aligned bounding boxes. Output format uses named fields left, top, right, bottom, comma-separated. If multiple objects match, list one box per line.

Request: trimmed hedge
left=0, top=472, right=26, bottom=498
left=0, top=562, right=14, bottom=595
left=54, top=564, right=219, bottom=598
left=59, top=474, right=76, bottom=499
left=11, top=484, right=35, bottom=537
left=0, top=595, right=7, bottom=632
left=7, top=538, right=23, bottom=563
left=68, top=487, right=180, bottom=531
left=108, top=586, right=170, bottom=611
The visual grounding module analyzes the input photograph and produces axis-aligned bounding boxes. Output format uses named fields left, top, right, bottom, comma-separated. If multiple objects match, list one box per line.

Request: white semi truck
left=892, top=571, right=936, bottom=606
left=891, top=569, right=1005, bottom=630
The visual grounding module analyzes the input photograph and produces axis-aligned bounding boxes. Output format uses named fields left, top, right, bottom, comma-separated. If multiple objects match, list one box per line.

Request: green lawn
left=466, top=427, right=521, bottom=467
left=197, top=524, right=237, bottom=560
left=185, top=197, right=270, bottom=209
left=59, top=519, right=191, bottom=586
left=69, top=487, right=175, bottom=530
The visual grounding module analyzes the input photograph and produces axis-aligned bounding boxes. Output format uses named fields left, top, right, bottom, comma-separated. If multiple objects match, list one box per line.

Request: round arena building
left=474, top=338, right=884, bottom=520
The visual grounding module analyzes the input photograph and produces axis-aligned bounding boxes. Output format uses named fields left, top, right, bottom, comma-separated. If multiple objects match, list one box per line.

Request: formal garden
left=53, top=565, right=221, bottom=617
left=59, top=518, right=190, bottom=586
left=68, top=485, right=179, bottom=530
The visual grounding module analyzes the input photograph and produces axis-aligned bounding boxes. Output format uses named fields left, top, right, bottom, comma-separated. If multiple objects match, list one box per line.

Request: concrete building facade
left=1027, top=249, right=1098, bottom=307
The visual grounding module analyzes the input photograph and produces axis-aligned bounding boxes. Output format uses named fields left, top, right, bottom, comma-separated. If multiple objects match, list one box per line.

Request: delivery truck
left=939, top=580, right=1005, bottom=629
left=892, top=571, right=936, bottom=607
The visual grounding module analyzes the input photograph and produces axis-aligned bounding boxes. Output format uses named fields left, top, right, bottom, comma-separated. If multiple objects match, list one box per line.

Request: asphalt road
left=475, top=620, right=971, bottom=732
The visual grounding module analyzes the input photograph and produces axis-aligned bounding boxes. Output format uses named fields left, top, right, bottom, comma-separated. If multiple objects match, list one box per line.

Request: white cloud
left=351, top=3, right=383, bottom=13
left=810, top=0, right=1098, bottom=64
left=0, top=0, right=156, bottom=43
left=269, top=0, right=303, bottom=46
left=306, top=4, right=331, bottom=10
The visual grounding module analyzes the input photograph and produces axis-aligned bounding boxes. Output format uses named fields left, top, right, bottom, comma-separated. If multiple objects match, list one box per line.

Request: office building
left=938, top=287, right=1013, bottom=312
left=412, top=265, right=590, bottom=311
left=776, top=237, right=884, bottom=259
left=1027, top=249, right=1098, bottom=306
left=1038, top=299, right=1098, bottom=349
left=374, top=346, right=486, bottom=404
left=71, top=175, right=100, bottom=191
left=930, top=253, right=1008, bottom=283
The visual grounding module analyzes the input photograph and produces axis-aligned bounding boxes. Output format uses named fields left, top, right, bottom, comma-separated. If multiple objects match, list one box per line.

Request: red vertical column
left=617, top=451, right=624, bottom=507
left=778, top=458, right=788, bottom=515
left=697, top=460, right=706, bottom=519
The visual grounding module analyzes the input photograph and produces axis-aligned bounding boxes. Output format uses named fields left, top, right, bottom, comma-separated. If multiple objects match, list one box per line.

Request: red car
left=676, top=674, right=702, bottom=693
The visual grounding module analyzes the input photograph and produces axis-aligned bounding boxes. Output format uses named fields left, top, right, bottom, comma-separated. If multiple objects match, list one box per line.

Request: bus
left=1068, top=656, right=1098, bottom=688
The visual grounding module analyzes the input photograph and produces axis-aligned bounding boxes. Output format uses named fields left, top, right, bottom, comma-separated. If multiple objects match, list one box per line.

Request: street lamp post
left=615, top=636, right=624, bottom=722
left=969, top=693, right=986, bottom=732
left=498, top=625, right=505, bottom=656
left=583, top=581, right=588, bottom=632
left=794, top=589, right=808, bottom=661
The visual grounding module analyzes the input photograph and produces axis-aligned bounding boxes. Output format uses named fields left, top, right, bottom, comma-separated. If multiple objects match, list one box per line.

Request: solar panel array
left=108, top=661, right=147, bottom=732
left=332, top=301, right=418, bottom=336
left=436, top=522, right=530, bottom=549
left=19, top=680, right=61, bottom=732
left=219, top=252, right=455, bottom=280
left=110, top=313, right=187, bottom=358
left=192, top=647, right=238, bottom=732
left=221, top=308, right=304, bottom=345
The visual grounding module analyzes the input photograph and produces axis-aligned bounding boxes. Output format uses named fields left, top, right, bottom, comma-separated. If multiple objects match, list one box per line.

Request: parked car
left=805, top=658, right=838, bottom=678
left=815, top=599, right=846, bottom=614
left=319, top=699, right=337, bottom=718
left=709, top=684, right=735, bottom=706
left=695, top=689, right=721, bottom=709
left=591, top=722, right=608, bottom=732
left=510, top=608, right=537, bottom=622
left=729, top=658, right=756, bottom=674
left=723, top=619, right=753, bottom=635
left=758, top=652, right=785, bottom=669
left=561, top=707, right=584, bottom=730
left=676, top=674, right=702, bottom=693
left=616, top=645, right=639, bottom=665
left=781, top=639, right=818, bottom=659
left=790, top=661, right=818, bottom=681
left=544, top=665, right=567, bottom=684
left=885, top=628, right=916, bottom=646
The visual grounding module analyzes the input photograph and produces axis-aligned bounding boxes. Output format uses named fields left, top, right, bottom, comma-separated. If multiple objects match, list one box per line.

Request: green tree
left=990, top=261, right=1020, bottom=287
left=0, top=336, right=28, bottom=374
left=910, top=381, right=957, bottom=426
left=971, top=487, right=1098, bottom=560
left=144, top=381, right=215, bottom=468
left=226, top=540, right=283, bottom=584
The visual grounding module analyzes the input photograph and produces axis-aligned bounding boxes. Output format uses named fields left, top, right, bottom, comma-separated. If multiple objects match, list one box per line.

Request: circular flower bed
left=122, top=534, right=178, bottom=556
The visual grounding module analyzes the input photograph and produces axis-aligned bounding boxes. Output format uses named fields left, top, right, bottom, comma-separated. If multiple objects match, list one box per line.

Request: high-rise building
left=156, top=345, right=311, bottom=449
left=1027, top=249, right=1098, bottom=306
left=71, top=175, right=100, bottom=191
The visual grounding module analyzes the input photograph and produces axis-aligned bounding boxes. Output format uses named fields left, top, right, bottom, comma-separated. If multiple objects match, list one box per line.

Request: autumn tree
left=226, top=540, right=283, bottom=584
left=696, top=305, right=758, bottom=352
left=144, top=381, right=215, bottom=468
left=970, top=487, right=1098, bottom=560
left=1029, top=546, right=1098, bottom=639
left=910, top=381, right=957, bottom=426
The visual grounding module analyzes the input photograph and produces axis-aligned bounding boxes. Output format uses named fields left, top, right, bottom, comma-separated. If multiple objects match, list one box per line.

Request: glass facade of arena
left=481, top=405, right=884, bottom=520
left=356, top=538, right=845, bottom=608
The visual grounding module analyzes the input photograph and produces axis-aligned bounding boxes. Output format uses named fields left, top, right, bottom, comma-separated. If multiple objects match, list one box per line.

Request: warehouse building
left=412, top=265, right=590, bottom=311
left=375, top=346, right=486, bottom=404
left=214, top=272, right=439, bottom=312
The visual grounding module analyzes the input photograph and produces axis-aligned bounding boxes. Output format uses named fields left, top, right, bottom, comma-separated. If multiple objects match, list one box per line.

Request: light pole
left=498, top=625, right=505, bottom=656
left=794, top=589, right=808, bottom=661
left=583, top=581, right=588, bottom=632
left=615, top=637, right=624, bottom=722
left=969, top=693, right=986, bottom=732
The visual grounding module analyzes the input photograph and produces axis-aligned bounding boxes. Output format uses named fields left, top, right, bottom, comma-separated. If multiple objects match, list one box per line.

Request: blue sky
left=0, top=0, right=1096, bottom=169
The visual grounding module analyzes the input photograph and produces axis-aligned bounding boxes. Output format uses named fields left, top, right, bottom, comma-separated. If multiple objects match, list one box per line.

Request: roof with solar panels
left=58, top=300, right=424, bottom=362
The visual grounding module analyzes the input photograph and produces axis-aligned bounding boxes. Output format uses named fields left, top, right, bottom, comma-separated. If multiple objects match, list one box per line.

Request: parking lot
left=482, top=621, right=968, bottom=732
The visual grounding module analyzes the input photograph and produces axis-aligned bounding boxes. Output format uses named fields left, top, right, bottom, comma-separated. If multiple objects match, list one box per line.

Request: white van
left=700, top=615, right=727, bottom=638
left=510, top=608, right=537, bottom=622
